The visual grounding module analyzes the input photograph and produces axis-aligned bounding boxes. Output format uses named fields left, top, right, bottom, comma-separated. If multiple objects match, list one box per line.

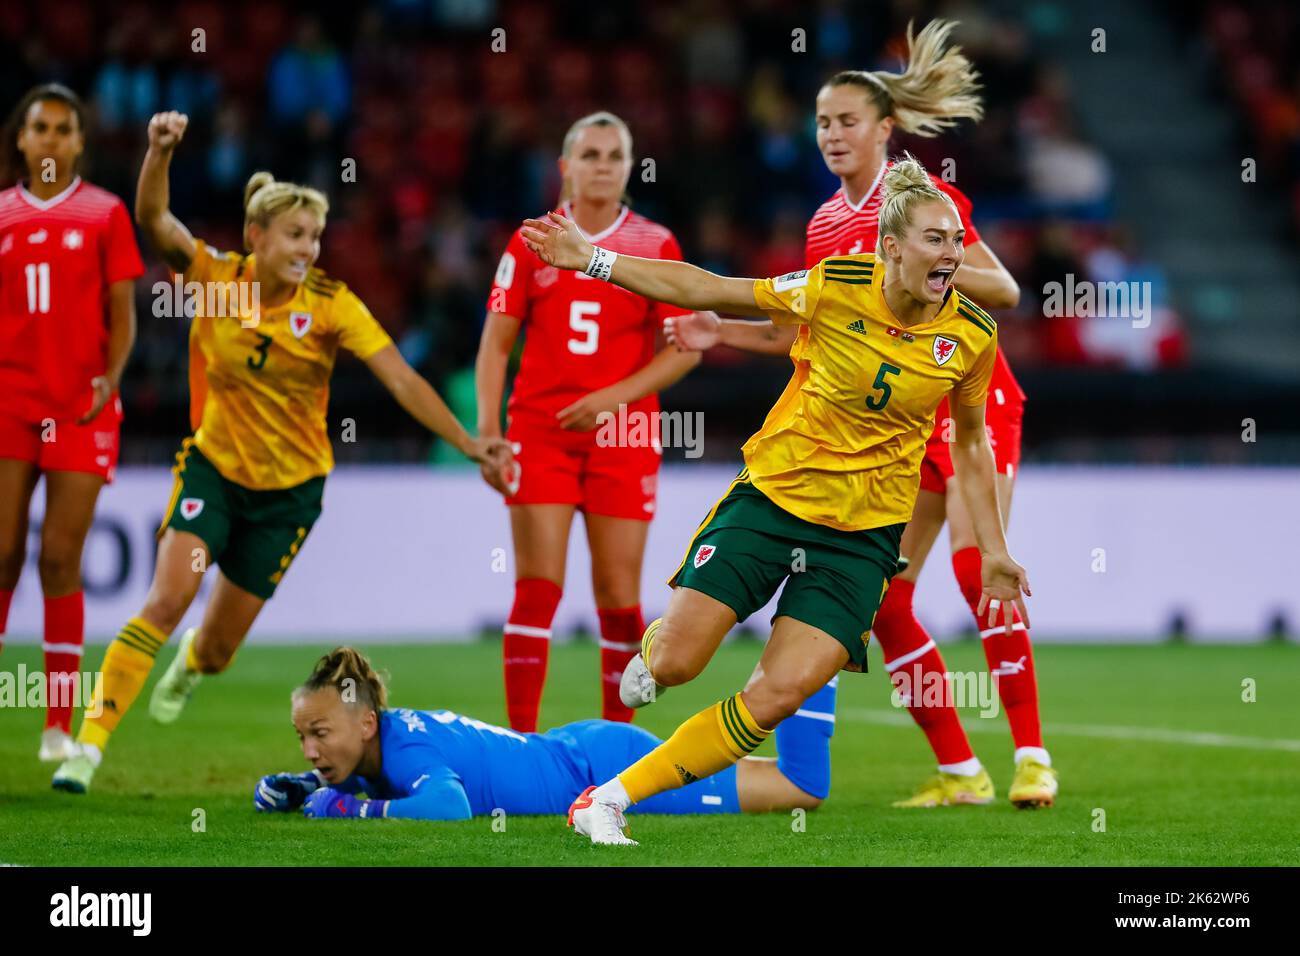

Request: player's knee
left=139, top=592, right=189, bottom=635
left=590, top=574, right=638, bottom=610
left=794, top=791, right=825, bottom=811
left=37, top=539, right=83, bottom=591
left=646, top=643, right=701, bottom=687
left=744, top=681, right=806, bottom=729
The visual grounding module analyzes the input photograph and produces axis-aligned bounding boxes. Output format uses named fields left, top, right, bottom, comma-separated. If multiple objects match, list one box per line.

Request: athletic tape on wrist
left=585, top=246, right=617, bottom=281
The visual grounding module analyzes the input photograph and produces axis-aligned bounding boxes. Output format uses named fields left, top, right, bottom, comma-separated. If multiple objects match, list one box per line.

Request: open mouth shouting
left=926, top=266, right=954, bottom=294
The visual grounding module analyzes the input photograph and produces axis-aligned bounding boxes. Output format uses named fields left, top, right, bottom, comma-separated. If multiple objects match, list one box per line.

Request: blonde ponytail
left=297, top=646, right=389, bottom=713
left=877, top=152, right=956, bottom=246
left=242, top=171, right=329, bottom=252
left=825, top=19, right=983, bottom=137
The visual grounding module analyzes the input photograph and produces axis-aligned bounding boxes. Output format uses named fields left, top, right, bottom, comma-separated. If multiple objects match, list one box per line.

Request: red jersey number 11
left=26, top=262, right=51, bottom=314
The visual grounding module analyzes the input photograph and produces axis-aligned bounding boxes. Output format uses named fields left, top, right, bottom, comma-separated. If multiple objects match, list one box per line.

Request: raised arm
left=135, top=111, right=197, bottom=273
left=521, top=212, right=764, bottom=317
left=948, top=399, right=1031, bottom=633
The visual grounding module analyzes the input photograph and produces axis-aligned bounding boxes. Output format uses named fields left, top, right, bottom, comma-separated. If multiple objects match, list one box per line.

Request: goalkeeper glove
left=254, top=770, right=324, bottom=812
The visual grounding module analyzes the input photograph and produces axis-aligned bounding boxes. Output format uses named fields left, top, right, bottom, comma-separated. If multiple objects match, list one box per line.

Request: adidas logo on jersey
left=846, top=319, right=868, bottom=336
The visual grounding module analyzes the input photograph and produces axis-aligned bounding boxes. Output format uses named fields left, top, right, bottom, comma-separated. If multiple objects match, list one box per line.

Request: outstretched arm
left=135, top=111, right=197, bottom=273
left=365, top=344, right=514, bottom=492
left=948, top=399, right=1031, bottom=633
left=665, top=312, right=799, bottom=357
left=521, top=212, right=764, bottom=317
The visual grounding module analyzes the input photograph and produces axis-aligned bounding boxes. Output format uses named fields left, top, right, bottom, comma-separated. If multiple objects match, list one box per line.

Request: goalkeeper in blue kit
left=254, top=647, right=834, bottom=821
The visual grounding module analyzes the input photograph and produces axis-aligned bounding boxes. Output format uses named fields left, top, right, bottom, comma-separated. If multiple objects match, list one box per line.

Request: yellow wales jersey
left=744, top=253, right=997, bottom=531
left=183, top=240, right=393, bottom=490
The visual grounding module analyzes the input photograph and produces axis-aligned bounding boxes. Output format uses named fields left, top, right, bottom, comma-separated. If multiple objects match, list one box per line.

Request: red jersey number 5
left=568, top=300, right=600, bottom=355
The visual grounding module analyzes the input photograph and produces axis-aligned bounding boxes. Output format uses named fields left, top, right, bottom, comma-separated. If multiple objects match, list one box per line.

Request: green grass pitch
left=1, top=639, right=1297, bottom=866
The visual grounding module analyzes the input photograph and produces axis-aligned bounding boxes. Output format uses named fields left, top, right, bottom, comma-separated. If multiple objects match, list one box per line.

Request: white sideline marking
left=841, top=709, right=1300, bottom=753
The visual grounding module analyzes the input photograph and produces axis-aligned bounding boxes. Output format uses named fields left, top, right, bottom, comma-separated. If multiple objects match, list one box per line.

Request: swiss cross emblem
left=62, top=229, right=83, bottom=249
left=289, top=312, right=313, bottom=338
left=180, top=498, right=204, bottom=520
left=693, top=544, right=716, bottom=569
left=933, top=335, right=958, bottom=366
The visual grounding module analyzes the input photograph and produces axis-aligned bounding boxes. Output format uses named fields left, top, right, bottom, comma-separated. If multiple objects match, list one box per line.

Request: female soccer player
left=0, top=83, right=143, bottom=762
left=476, top=112, right=708, bottom=732
left=52, top=110, right=513, bottom=794
left=522, top=155, right=1032, bottom=845
left=254, top=646, right=826, bottom=821
left=667, top=20, right=1054, bottom=810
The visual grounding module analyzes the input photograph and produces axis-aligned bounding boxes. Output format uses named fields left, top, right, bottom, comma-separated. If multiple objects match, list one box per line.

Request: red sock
left=873, top=578, right=975, bottom=766
left=43, top=592, right=85, bottom=733
left=597, top=605, right=643, bottom=723
left=502, top=578, right=562, bottom=733
left=951, top=546, right=1042, bottom=749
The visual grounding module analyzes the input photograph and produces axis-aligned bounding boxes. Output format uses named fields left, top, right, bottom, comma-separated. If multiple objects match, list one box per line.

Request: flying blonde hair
left=242, top=171, right=329, bottom=252
left=825, top=19, right=983, bottom=137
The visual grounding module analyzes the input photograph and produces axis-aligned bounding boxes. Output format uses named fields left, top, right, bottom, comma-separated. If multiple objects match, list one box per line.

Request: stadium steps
left=1027, top=0, right=1300, bottom=372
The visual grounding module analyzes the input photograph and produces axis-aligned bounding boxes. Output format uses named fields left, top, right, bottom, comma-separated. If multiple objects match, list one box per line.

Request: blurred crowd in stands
left=0, top=0, right=1193, bottom=460
left=1185, top=2, right=1300, bottom=236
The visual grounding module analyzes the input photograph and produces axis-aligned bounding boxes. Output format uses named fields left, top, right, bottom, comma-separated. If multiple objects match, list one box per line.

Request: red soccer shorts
left=0, top=396, right=123, bottom=483
left=504, top=417, right=661, bottom=521
left=919, top=393, right=1023, bottom=495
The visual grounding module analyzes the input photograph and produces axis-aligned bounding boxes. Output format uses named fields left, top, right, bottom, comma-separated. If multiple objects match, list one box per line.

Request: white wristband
left=585, top=246, right=617, bottom=281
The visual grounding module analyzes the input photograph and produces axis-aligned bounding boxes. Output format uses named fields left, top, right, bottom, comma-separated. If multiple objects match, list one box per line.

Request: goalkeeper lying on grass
left=254, top=647, right=831, bottom=820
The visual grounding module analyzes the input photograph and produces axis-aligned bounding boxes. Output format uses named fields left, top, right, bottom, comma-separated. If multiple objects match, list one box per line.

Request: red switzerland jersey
left=803, top=162, right=1023, bottom=405
left=0, top=178, right=144, bottom=423
left=488, top=204, right=690, bottom=426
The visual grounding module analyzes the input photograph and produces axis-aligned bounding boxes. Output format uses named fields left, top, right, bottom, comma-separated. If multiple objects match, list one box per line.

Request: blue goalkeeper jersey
left=340, top=708, right=591, bottom=820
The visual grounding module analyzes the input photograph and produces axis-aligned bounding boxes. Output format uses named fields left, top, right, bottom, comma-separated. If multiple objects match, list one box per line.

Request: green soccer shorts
left=668, top=469, right=903, bottom=670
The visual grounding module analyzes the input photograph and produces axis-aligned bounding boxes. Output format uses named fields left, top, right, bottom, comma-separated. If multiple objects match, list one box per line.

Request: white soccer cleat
left=149, top=627, right=202, bottom=725
left=39, top=727, right=80, bottom=763
left=618, top=653, right=664, bottom=710
left=567, top=786, right=638, bottom=846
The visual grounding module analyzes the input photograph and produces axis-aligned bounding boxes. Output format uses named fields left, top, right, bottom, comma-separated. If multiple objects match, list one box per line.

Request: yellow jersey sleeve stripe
left=822, top=258, right=875, bottom=269
left=957, top=298, right=996, bottom=328
left=956, top=305, right=995, bottom=336
left=959, top=297, right=996, bottom=324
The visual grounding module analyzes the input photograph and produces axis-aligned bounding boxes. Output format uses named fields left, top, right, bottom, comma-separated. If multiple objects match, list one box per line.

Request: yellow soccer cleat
left=1009, top=758, right=1058, bottom=809
left=892, top=768, right=995, bottom=808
